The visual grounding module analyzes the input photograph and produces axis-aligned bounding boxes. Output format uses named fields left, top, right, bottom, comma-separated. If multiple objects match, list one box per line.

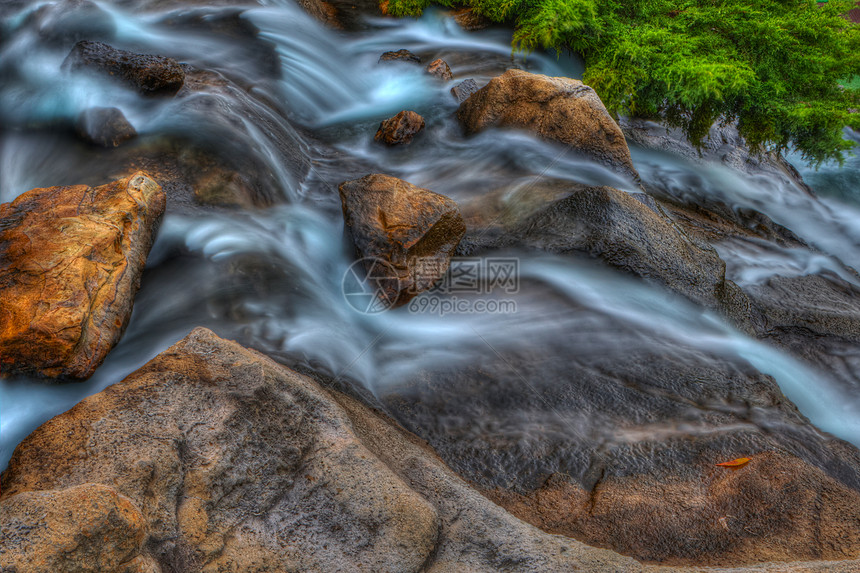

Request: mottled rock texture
left=64, top=40, right=185, bottom=95
left=339, top=174, right=465, bottom=305
left=378, top=49, right=420, bottom=64
left=458, top=69, right=638, bottom=178
left=426, top=58, right=453, bottom=80
left=374, top=110, right=425, bottom=145
left=0, top=172, right=165, bottom=379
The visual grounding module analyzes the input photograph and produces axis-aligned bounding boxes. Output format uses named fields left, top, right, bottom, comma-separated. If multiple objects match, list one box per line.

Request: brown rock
left=0, top=483, right=154, bottom=573
left=76, top=106, right=137, bottom=147
left=458, top=69, right=638, bottom=177
left=0, top=172, right=166, bottom=380
left=0, top=328, right=440, bottom=573
left=339, top=174, right=465, bottom=306
left=485, top=451, right=860, bottom=566
left=426, top=58, right=453, bottom=80
left=374, top=110, right=425, bottom=145
left=451, top=7, right=491, bottom=30
left=378, top=49, right=421, bottom=64
left=451, top=78, right=479, bottom=103
left=295, top=0, right=342, bottom=29
left=64, top=40, right=185, bottom=95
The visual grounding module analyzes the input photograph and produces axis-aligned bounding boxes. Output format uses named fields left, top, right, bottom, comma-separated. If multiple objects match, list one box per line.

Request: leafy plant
left=389, top=0, right=860, bottom=165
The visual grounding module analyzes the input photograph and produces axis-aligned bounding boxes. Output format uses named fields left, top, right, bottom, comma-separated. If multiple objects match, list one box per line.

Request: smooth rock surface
left=0, top=172, right=165, bottom=380
left=76, top=106, right=137, bottom=147
left=339, top=174, right=465, bottom=306
left=374, top=110, right=425, bottom=145
left=458, top=69, right=638, bottom=178
left=64, top=40, right=185, bottom=95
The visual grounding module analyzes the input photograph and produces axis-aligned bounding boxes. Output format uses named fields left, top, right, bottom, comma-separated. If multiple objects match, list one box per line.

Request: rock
left=451, top=7, right=491, bottom=30
left=380, top=334, right=860, bottom=566
left=462, top=181, right=752, bottom=323
left=374, top=110, right=425, bottom=145
left=458, top=69, right=638, bottom=178
left=0, top=172, right=166, bottom=380
left=339, top=174, right=465, bottom=306
left=295, top=0, right=342, bottom=29
left=486, top=451, right=860, bottom=565
left=192, top=165, right=256, bottom=208
left=426, top=58, right=453, bottom=80
left=76, top=107, right=137, bottom=147
left=27, top=0, right=116, bottom=46
left=451, top=78, right=479, bottom=103
left=378, top=49, right=421, bottom=64
left=0, top=328, right=660, bottom=573
left=64, top=40, right=185, bottom=95
left=0, top=483, right=154, bottom=573
left=619, top=117, right=812, bottom=192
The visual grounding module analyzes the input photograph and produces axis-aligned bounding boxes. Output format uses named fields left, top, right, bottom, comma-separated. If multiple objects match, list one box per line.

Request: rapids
left=1, top=0, right=859, bottom=472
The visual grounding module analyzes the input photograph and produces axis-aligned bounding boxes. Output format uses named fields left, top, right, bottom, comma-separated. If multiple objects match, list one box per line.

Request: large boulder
left=0, top=172, right=165, bottom=380
left=64, top=40, right=185, bottom=95
left=462, top=181, right=752, bottom=324
left=458, top=69, right=638, bottom=178
left=339, top=174, right=465, bottom=306
left=0, top=328, right=669, bottom=573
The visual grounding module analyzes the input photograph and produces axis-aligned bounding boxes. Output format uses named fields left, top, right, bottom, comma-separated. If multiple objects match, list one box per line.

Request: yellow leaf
left=716, top=457, right=751, bottom=468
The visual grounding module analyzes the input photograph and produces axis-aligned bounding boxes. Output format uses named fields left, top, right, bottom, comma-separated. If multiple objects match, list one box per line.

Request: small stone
left=76, top=107, right=136, bottom=147
left=378, top=49, right=421, bottom=64
left=374, top=110, right=425, bottom=146
left=425, top=58, right=453, bottom=81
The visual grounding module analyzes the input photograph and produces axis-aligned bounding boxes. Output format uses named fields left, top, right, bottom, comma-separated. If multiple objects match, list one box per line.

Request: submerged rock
left=463, top=181, right=751, bottom=323
left=0, top=328, right=659, bottom=573
left=426, top=58, right=453, bottom=80
left=0, top=172, right=165, bottom=380
left=64, top=40, right=185, bottom=95
left=374, top=110, right=425, bottom=145
left=458, top=69, right=638, bottom=178
left=378, top=49, right=421, bottom=64
left=451, top=78, right=479, bottom=103
left=76, top=106, right=137, bottom=147
left=339, top=174, right=465, bottom=306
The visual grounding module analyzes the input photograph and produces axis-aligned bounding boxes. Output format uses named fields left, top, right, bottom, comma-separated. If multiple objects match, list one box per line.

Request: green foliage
left=387, top=0, right=860, bottom=165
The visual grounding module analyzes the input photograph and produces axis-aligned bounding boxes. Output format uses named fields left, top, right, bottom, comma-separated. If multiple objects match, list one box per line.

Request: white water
left=1, top=0, right=860, bottom=469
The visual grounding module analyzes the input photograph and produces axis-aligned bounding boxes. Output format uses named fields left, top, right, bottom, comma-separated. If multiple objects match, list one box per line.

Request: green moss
left=389, top=0, right=860, bottom=165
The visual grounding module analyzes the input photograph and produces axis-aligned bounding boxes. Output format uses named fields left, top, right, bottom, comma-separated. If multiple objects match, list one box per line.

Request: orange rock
left=339, top=174, right=465, bottom=306
left=457, top=69, right=639, bottom=178
left=0, top=172, right=165, bottom=380
left=426, top=58, right=453, bottom=81
left=374, top=110, right=425, bottom=145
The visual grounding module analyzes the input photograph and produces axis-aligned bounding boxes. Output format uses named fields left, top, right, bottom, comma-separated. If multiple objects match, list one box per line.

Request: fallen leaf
left=716, top=457, right=751, bottom=468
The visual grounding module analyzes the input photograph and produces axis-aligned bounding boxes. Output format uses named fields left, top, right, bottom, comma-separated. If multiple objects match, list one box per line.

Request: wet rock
left=451, top=7, right=491, bottom=31
left=27, top=0, right=116, bottom=46
left=0, top=328, right=659, bottom=573
left=339, top=174, right=465, bottom=306
left=451, top=78, right=479, bottom=103
left=295, top=0, right=342, bottom=29
left=458, top=69, right=638, bottom=178
left=192, top=165, right=257, bottom=208
left=426, top=58, right=453, bottom=80
left=75, top=106, right=137, bottom=147
left=380, top=334, right=860, bottom=567
left=378, top=49, right=421, bottom=64
left=486, top=451, right=860, bottom=565
left=0, top=172, right=165, bottom=380
left=620, top=117, right=812, bottom=192
left=0, top=483, right=154, bottom=572
left=374, top=110, right=425, bottom=145
left=463, top=181, right=752, bottom=322
left=64, top=40, right=185, bottom=95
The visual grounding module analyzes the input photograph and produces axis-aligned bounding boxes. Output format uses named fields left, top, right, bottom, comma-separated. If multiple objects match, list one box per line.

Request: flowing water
left=1, top=0, right=859, bottom=470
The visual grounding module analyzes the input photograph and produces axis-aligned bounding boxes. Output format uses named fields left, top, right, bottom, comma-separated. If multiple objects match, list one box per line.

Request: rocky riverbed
left=2, top=1, right=860, bottom=572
